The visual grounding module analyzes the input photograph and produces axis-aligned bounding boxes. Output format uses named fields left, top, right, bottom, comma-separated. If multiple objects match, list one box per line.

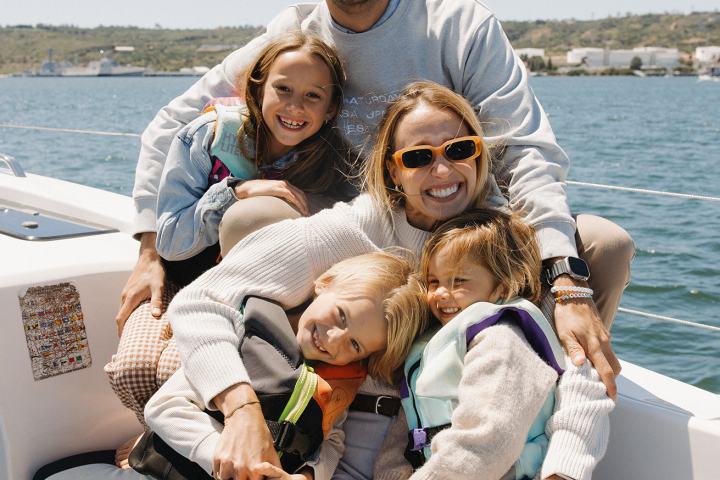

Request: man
left=117, top=1, right=632, bottom=478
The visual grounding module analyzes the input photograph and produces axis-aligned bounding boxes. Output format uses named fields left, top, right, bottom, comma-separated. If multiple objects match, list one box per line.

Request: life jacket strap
left=266, top=420, right=317, bottom=461
left=404, top=424, right=449, bottom=468
left=279, top=363, right=317, bottom=425
left=349, top=394, right=400, bottom=417
left=208, top=397, right=321, bottom=465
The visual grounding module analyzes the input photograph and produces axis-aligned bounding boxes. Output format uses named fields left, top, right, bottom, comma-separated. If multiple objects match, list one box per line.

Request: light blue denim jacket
left=156, top=110, right=239, bottom=261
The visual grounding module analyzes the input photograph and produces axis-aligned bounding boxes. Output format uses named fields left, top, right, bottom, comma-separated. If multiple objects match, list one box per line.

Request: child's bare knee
left=219, top=196, right=302, bottom=255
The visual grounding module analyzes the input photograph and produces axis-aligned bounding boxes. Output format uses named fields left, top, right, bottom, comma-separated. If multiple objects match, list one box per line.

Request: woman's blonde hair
left=315, top=251, right=428, bottom=384
left=362, top=80, right=492, bottom=214
left=420, top=208, right=542, bottom=303
left=238, top=32, right=351, bottom=196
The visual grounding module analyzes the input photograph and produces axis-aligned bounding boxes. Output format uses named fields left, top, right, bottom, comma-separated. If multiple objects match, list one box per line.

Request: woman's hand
left=552, top=276, right=621, bottom=399
left=213, top=383, right=281, bottom=480
left=234, top=179, right=310, bottom=216
left=254, top=463, right=312, bottom=480
left=115, top=232, right=165, bottom=335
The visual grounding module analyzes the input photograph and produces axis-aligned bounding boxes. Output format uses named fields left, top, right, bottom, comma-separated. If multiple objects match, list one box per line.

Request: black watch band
left=227, top=176, right=245, bottom=189
left=543, top=257, right=590, bottom=284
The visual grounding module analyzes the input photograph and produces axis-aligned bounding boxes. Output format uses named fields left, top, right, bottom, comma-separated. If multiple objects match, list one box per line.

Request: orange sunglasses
left=391, top=136, right=484, bottom=169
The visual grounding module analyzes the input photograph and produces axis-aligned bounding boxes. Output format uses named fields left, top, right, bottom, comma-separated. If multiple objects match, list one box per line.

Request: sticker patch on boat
left=18, top=282, right=92, bottom=380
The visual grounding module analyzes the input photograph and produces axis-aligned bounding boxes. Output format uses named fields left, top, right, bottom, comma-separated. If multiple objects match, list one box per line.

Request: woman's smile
left=424, top=182, right=463, bottom=200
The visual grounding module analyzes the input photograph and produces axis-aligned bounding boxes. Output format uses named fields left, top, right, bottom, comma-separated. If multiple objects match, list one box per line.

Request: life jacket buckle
left=374, top=395, right=395, bottom=415
left=410, top=427, right=428, bottom=451
left=404, top=428, right=428, bottom=468
left=274, top=420, right=297, bottom=452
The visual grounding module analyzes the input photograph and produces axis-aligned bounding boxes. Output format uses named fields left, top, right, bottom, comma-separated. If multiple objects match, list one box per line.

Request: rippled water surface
left=1, top=76, right=718, bottom=392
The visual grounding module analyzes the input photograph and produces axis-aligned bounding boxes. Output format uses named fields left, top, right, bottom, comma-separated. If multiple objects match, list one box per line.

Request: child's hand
left=234, top=179, right=310, bottom=216
left=253, top=462, right=311, bottom=479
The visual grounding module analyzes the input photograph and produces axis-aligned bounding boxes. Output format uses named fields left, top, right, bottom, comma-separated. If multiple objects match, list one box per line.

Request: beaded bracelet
left=554, top=292, right=594, bottom=303
left=550, top=285, right=593, bottom=295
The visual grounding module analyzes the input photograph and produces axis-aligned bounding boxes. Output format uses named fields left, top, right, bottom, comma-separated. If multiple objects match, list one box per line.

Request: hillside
left=1, top=11, right=719, bottom=74
left=0, top=24, right=263, bottom=74
left=503, top=11, right=720, bottom=54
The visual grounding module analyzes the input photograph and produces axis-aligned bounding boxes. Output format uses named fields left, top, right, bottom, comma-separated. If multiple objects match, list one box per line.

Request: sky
left=3, top=0, right=720, bottom=29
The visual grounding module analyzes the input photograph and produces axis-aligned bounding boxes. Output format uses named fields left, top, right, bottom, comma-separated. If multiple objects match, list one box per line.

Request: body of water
left=1, top=76, right=718, bottom=393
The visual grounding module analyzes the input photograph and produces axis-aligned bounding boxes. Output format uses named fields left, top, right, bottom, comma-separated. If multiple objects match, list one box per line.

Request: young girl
left=156, top=31, right=350, bottom=267
left=141, top=252, right=427, bottom=480
left=384, top=209, right=613, bottom=480
left=106, top=32, right=351, bottom=431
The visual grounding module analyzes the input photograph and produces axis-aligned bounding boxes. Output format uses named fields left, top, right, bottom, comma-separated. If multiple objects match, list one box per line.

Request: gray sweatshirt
left=134, top=0, right=576, bottom=259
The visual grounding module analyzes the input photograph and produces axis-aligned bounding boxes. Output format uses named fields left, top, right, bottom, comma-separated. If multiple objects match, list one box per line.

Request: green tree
left=528, top=55, right=546, bottom=71
left=630, top=56, right=643, bottom=70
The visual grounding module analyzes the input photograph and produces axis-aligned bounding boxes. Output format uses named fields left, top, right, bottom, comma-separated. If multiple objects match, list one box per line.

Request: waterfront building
left=567, top=47, right=679, bottom=69
left=607, top=49, right=638, bottom=67
left=695, top=46, right=720, bottom=65
left=566, top=48, right=605, bottom=67
left=630, top=47, right=680, bottom=68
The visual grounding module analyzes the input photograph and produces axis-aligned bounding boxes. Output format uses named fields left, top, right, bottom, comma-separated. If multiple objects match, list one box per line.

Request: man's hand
left=213, top=383, right=282, bottom=480
left=115, top=232, right=165, bottom=335
left=552, top=276, right=621, bottom=399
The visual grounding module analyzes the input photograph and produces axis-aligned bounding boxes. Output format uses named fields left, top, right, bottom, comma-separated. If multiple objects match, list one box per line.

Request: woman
left=167, top=81, right=627, bottom=480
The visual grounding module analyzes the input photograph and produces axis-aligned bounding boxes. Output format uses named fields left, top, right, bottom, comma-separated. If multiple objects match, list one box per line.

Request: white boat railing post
left=0, top=153, right=26, bottom=177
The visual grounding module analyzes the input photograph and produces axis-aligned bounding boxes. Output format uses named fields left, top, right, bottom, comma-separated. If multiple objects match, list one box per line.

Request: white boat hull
left=0, top=168, right=141, bottom=480
left=595, top=361, right=720, bottom=479
left=0, top=270, right=142, bottom=480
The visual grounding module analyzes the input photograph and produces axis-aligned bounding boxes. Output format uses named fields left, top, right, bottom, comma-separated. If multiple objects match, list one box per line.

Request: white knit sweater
left=168, top=194, right=613, bottom=480
left=169, top=194, right=427, bottom=404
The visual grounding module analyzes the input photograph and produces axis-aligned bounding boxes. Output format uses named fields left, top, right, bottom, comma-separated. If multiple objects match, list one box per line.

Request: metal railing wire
left=567, top=180, right=720, bottom=203
left=617, top=308, right=720, bottom=333
left=0, top=123, right=141, bottom=138
left=2, top=123, right=719, bottom=332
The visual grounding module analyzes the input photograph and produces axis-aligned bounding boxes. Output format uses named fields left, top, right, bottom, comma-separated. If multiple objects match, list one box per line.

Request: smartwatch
left=543, top=256, right=590, bottom=284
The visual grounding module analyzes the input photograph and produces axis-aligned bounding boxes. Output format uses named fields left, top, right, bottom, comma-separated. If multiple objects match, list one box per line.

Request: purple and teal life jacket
left=401, top=298, right=566, bottom=479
